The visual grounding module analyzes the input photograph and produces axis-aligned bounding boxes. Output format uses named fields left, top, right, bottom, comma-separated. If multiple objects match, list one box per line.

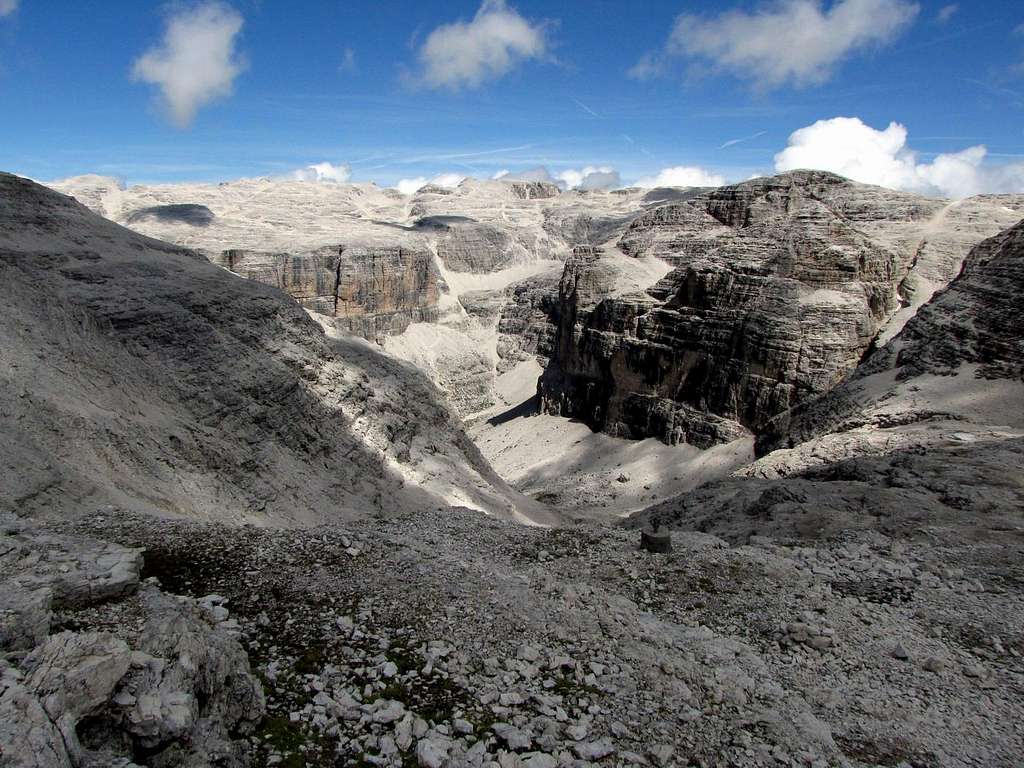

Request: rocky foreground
left=3, top=504, right=1022, bottom=768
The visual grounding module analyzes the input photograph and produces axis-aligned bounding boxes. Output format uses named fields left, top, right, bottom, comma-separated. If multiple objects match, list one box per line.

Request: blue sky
left=1, top=0, right=1022, bottom=196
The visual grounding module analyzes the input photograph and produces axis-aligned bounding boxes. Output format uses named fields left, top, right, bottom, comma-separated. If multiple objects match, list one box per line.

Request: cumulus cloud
left=0, top=0, right=19, bottom=18
left=414, top=0, right=550, bottom=89
left=132, top=2, right=246, bottom=127
left=556, top=166, right=622, bottom=191
left=394, top=173, right=466, bottom=196
left=774, top=116, right=1024, bottom=198
left=496, top=166, right=621, bottom=191
left=634, top=166, right=727, bottom=189
left=291, top=162, right=351, bottom=183
left=646, top=0, right=919, bottom=89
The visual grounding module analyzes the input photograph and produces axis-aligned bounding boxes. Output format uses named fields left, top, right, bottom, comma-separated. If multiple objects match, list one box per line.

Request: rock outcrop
left=0, top=515, right=265, bottom=768
left=125, top=204, right=215, bottom=227
left=748, top=217, right=1024, bottom=475
left=0, top=173, right=551, bottom=525
left=541, top=172, right=1024, bottom=448
left=211, top=246, right=443, bottom=341
left=495, top=272, right=563, bottom=372
left=434, top=221, right=518, bottom=273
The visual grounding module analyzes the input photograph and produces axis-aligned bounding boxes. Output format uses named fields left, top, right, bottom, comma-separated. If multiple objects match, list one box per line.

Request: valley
left=2, top=171, right=1022, bottom=768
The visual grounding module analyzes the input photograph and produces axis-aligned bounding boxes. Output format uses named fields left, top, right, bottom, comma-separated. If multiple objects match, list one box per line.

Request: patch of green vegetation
left=386, top=645, right=424, bottom=675
left=254, top=716, right=310, bottom=768
left=293, top=647, right=326, bottom=676
left=551, top=674, right=601, bottom=698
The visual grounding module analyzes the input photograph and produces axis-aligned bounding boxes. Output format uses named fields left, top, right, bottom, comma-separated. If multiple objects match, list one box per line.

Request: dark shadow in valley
left=487, top=394, right=540, bottom=426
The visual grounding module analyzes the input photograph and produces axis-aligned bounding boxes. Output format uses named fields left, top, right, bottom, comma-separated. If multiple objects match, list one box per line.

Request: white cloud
left=394, top=173, right=466, bottom=196
left=0, top=0, right=19, bottom=18
left=936, top=4, right=958, bottom=23
left=291, top=162, right=351, bottom=184
left=132, top=2, right=246, bottom=128
left=627, top=52, right=664, bottom=81
left=496, top=165, right=621, bottom=190
left=657, top=0, right=919, bottom=89
left=556, top=166, right=622, bottom=191
left=415, top=0, right=549, bottom=89
left=634, top=166, right=727, bottom=189
left=774, top=116, right=1024, bottom=198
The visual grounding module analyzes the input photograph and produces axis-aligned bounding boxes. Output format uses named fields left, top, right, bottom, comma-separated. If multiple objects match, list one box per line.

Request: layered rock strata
left=540, top=172, right=1024, bottom=448
left=211, top=246, right=442, bottom=341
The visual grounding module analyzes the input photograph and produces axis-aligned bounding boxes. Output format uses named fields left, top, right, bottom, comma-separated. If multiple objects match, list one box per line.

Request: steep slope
left=632, top=217, right=1024, bottom=540
left=0, top=173, right=553, bottom=526
left=540, top=171, right=1024, bottom=448
left=749, top=218, right=1024, bottom=477
left=48, top=175, right=654, bottom=416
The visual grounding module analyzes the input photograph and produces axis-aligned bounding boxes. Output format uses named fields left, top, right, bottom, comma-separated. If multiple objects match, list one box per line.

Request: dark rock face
left=542, top=208, right=637, bottom=249
left=496, top=272, right=562, bottom=371
left=540, top=172, right=931, bottom=448
left=759, top=218, right=1024, bottom=456
left=435, top=222, right=517, bottom=273
left=212, top=246, right=442, bottom=341
left=880, top=220, right=1024, bottom=382
left=508, top=181, right=561, bottom=200
left=125, top=204, right=215, bottom=227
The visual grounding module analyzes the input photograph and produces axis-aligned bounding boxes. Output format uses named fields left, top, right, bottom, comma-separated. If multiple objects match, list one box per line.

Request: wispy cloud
left=132, top=2, right=247, bottom=128
left=719, top=130, right=767, bottom=149
left=936, top=4, right=958, bottom=24
left=411, top=0, right=552, bottom=90
left=0, top=0, right=19, bottom=18
left=571, top=97, right=600, bottom=117
left=635, top=0, right=920, bottom=90
left=339, top=48, right=356, bottom=73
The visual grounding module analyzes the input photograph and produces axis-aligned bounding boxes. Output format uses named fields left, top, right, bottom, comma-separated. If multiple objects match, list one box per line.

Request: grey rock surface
left=540, top=171, right=1024, bottom=448
left=0, top=520, right=265, bottom=768
left=0, top=173, right=550, bottom=526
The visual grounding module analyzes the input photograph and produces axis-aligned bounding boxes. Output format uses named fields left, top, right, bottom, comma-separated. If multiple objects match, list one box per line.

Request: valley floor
left=468, top=361, right=754, bottom=520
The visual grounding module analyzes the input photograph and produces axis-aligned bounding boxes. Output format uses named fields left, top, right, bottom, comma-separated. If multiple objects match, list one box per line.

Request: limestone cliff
left=211, top=245, right=442, bottom=341
left=749, top=217, right=1024, bottom=473
left=540, top=172, right=1023, bottom=448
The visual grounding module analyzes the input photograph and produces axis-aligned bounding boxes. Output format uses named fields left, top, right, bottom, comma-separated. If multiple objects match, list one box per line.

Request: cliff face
left=434, top=222, right=518, bottom=273
left=540, top=172, right=959, bottom=448
left=750, top=218, right=1024, bottom=472
left=211, top=246, right=442, bottom=341
left=495, top=272, right=563, bottom=372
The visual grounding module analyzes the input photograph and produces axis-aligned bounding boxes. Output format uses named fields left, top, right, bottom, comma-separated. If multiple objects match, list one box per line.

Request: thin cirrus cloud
left=774, top=116, right=1024, bottom=199
left=412, top=0, right=551, bottom=90
left=0, top=0, right=19, bottom=18
left=131, top=2, right=247, bottom=128
left=632, top=0, right=920, bottom=90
